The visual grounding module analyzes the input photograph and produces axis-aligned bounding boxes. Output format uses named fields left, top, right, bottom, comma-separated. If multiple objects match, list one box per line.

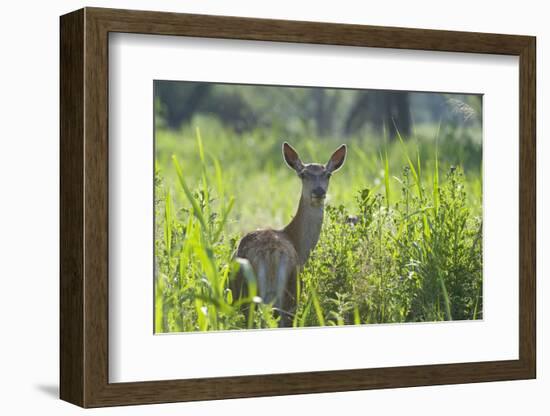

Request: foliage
left=155, top=81, right=482, bottom=139
left=154, top=126, right=482, bottom=332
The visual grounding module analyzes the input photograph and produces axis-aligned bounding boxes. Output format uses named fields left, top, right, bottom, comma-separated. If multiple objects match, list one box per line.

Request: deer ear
left=282, top=142, right=304, bottom=172
left=326, top=144, right=347, bottom=173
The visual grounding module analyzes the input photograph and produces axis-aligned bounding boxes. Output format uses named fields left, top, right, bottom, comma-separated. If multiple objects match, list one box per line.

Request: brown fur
left=232, top=229, right=299, bottom=326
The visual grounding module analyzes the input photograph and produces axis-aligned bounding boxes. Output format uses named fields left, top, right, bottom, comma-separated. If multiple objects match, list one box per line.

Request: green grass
left=154, top=119, right=483, bottom=332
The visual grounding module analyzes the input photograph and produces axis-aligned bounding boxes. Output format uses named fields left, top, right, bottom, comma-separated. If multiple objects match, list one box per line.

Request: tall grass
left=154, top=124, right=482, bottom=332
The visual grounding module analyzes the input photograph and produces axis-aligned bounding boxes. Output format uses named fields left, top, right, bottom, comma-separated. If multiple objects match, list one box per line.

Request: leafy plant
left=154, top=125, right=482, bottom=332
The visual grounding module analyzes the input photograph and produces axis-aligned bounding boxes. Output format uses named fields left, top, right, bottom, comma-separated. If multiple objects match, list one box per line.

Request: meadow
left=154, top=116, right=483, bottom=332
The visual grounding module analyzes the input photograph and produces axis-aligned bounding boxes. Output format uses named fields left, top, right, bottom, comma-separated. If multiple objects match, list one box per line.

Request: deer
left=230, top=142, right=347, bottom=327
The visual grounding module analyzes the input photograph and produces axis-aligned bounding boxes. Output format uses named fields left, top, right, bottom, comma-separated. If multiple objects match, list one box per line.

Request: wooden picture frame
left=60, top=7, right=536, bottom=408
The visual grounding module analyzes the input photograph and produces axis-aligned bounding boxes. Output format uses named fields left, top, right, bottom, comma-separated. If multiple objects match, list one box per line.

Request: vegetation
left=154, top=117, right=483, bottom=332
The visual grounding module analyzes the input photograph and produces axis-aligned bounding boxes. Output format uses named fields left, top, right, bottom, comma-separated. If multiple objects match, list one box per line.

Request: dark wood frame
left=60, top=7, right=536, bottom=408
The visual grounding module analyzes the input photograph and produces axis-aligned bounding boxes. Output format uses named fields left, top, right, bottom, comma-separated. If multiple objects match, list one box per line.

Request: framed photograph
left=60, top=7, right=536, bottom=408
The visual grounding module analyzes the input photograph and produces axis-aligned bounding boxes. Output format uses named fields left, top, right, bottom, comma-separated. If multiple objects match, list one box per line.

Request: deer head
left=282, top=142, right=347, bottom=207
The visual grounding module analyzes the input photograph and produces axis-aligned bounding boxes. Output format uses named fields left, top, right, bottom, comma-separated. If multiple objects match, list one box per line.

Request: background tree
left=155, top=81, right=481, bottom=140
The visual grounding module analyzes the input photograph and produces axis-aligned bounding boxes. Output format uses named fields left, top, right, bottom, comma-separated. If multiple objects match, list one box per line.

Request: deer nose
left=312, top=187, right=326, bottom=198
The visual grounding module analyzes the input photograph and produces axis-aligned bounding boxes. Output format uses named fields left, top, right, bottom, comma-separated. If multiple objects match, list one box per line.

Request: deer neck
left=283, top=195, right=324, bottom=266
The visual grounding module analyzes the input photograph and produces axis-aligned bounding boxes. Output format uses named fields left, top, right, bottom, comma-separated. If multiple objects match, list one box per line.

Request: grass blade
left=433, top=120, right=441, bottom=215
left=154, top=276, right=165, bottom=333
left=311, top=289, right=325, bottom=326
left=383, top=148, right=391, bottom=206
left=393, top=118, right=422, bottom=199
left=163, top=188, right=173, bottom=257
left=172, top=155, right=208, bottom=234
left=212, top=196, right=235, bottom=243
